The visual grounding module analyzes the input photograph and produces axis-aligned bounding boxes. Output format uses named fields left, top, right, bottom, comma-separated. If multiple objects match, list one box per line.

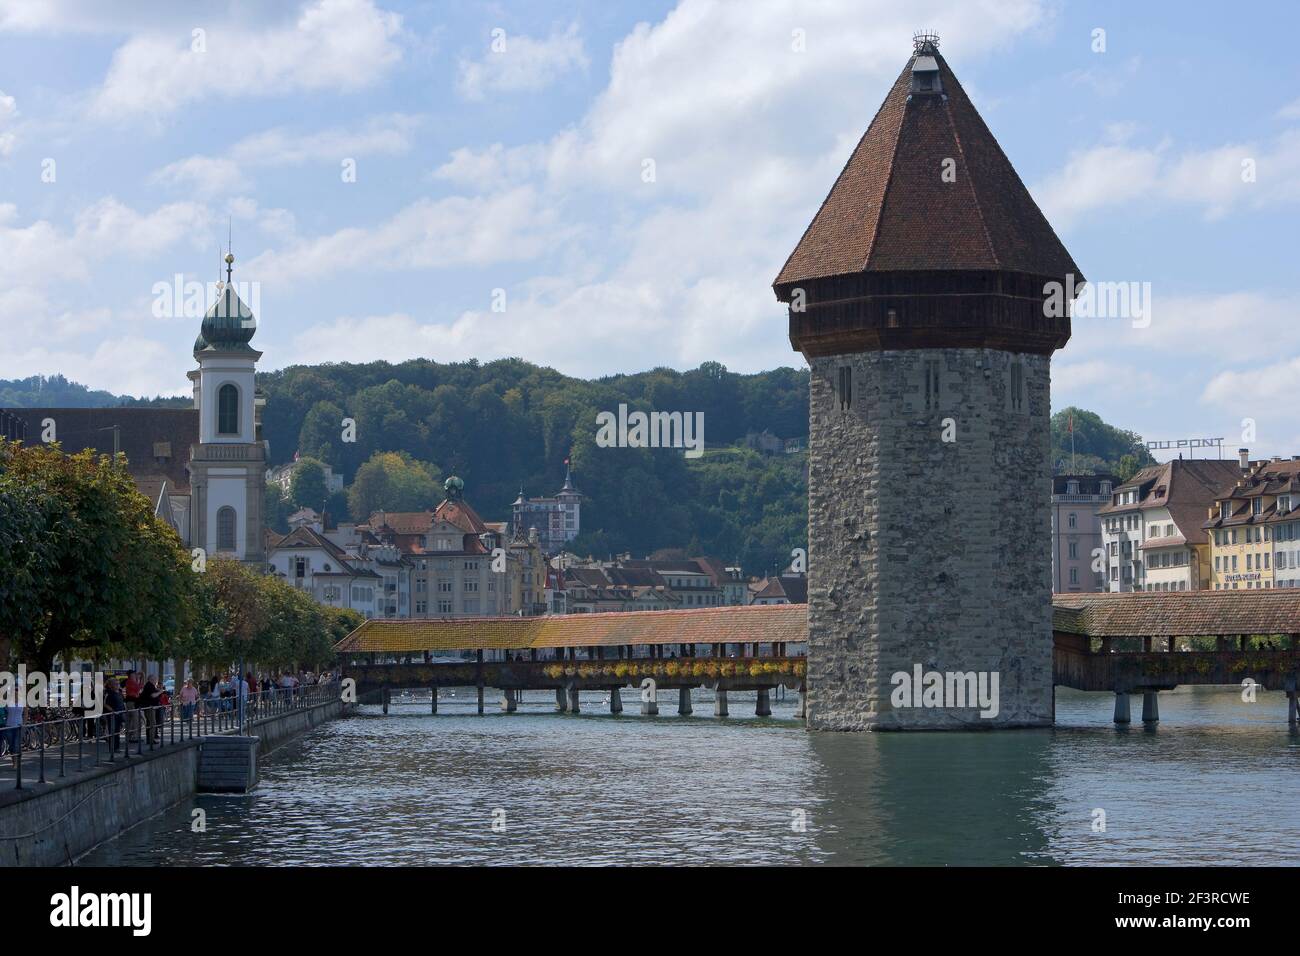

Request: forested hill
left=1, top=363, right=1153, bottom=573
left=257, top=359, right=810, bottom=572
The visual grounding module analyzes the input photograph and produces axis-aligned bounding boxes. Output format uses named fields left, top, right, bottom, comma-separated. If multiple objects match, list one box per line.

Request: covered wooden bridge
left=1051, top=590, right=1300, bottom=723
left=335, top=603, right=808, bottom=717
left=336, top=591, right=1300, bottom=725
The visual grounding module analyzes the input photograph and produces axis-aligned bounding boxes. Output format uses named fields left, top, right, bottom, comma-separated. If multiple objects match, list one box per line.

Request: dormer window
left=1100, top=481, right=1112, bottom=495
left=1280, top=496, right=1292, bottom=515
left=1252, top=498, right=1263, bottom=516
left=1067, top=480, right=1079, bottom=495
left=1220, top=502, right=1231, bottom=520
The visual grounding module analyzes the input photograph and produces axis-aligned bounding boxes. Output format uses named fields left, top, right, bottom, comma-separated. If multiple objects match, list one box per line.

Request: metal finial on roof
left=912, top=31, right=940, bottom=54
left=225, top=251, right=234, bottom=284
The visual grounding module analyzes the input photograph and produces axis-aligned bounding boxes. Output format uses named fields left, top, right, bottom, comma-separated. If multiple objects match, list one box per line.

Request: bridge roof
left=1052, top=591, right=1300, bottom=637
left=335, top=604, right=809, bottom=654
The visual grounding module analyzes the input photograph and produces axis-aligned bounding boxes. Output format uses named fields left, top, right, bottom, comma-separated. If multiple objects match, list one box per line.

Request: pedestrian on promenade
left=180, top=679, right=198, bottom=724
left=102, top=678, right=125, bottom=752
left=2, top=677, right=23, bottom=761
left=124, top=670, right=142, bottom=742
left=140, top=675, right=163, bottom=744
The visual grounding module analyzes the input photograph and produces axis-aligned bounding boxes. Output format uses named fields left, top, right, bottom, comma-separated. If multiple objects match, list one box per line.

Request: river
left=79, top=686, right=1300, bottom=866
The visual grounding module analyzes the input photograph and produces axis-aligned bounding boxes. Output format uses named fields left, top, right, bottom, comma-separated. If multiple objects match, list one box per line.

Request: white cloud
left=1064, top=55, right=1141, bottom=96
left=247, top=187, right=565, bottom=283
left=433, top=143, right=548, bottom=192
left=0, top=198, right=212, bottom=294
left=150, top=114, right=419, bottom=198
left=89, top=0, right=403, bottom=120
left=1202, top=357, right=1300, bottom=407
left=0, top=335, right=183, bottom=397
left=227, top=113, right=419, bottom=167
left=151, top=157, right=246, bottom=197
left=1277, top=98, right=1300, bottom=120
left=1035, top=130, right=1300, bottom=226
left=0, top=88, right=16, bottom=156
left=457, top=23, right=588, bottom=100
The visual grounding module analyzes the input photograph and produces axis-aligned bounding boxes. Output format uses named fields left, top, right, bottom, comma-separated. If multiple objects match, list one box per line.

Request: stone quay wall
left=0, top=697, right=347, bottom=866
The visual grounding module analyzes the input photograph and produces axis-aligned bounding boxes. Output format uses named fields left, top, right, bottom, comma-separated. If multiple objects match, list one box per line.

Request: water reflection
left=79, top=686, right=1300, bottom=867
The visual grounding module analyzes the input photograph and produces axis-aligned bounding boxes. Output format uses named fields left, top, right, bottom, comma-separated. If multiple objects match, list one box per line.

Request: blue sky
left=1, top=0, right=1298, bottom=459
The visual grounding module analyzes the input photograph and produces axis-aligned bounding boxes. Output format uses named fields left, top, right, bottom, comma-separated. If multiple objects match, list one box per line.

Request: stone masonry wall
left=807, top=348, right=1054, bottom=730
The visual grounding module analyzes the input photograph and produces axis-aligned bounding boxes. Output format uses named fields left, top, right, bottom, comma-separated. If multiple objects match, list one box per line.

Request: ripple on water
left=78, top=687, right=1300, bottom=866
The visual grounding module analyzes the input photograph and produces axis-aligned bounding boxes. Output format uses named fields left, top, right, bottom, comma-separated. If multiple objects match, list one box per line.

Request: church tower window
left=218, top=384, right=240, bottom=435
left=216, top=506, right=237, bottom=551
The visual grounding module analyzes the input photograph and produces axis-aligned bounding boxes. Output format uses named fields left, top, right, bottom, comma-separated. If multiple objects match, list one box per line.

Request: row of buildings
left=1051, top=451, right=1300, bottom=593
left=267, top=486, right=806, bottom=620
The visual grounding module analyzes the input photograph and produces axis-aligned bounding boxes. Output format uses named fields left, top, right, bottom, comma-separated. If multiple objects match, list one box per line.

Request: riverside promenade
left=0, top=681, right=348, bottom=865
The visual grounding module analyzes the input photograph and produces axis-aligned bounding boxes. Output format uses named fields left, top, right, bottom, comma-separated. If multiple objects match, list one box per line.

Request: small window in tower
left=218, top=384, right=239, bottom=435
left=838, top=365, right=852, bottom=412
left=1009, top=361, right=1025, bottom=412
left=924, top=359, right=941, bottom=411
left=216, top=506, right=237, bottom=551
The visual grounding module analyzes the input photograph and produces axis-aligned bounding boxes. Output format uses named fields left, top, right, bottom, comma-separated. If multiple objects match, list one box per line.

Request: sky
left=1, top=0, right=1298, bottom=460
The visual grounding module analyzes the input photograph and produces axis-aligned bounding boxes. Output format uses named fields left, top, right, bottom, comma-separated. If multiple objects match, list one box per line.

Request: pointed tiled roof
left=775, top=49, right=1079, bottom=287
left=435, top=497, right=489, bottom=535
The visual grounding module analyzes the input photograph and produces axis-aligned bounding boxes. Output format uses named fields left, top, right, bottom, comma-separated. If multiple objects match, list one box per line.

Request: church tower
left=187, top=253, right=266, bottom=568
left=773, top=35, right=1081, bottom=729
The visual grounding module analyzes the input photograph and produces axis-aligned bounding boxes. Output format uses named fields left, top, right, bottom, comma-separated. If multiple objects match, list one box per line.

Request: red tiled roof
left=335, top=604, right=809, bottom=653
left=774, top=51, right=1079, bottom=287
left=1052, top=591, right=1300, bottom=637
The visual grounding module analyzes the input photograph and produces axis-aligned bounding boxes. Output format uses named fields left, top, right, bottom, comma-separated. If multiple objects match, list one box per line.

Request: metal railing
left=0, top=680, right=341, bottom=791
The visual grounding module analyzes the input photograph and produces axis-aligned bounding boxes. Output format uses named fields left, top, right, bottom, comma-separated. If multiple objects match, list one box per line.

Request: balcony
left=192, top=443, right=265, bottom=462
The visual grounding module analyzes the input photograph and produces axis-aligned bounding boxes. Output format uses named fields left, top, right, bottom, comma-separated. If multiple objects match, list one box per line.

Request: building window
left=1008, top=361, right=1024, bottom=412
left=217, top=384, right=239, bottom=435
left=1068, top=512, right=1077, bottom=529
left=838, top=366, right=852, bottom=411
left=924, top=359, right=941, bottom=411
left=1068, top=542, right=1077, bottom=559
left=216, top=506, right=237, bottom=551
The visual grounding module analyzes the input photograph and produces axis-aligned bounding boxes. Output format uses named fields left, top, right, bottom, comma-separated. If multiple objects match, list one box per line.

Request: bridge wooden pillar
left=1288, top=691, right=1297, bottom=725
left=1142, top=691, right=1159, bottom=724
left=476, top=649, right=484, bottom=715
left=1113, top=691, right=1131, bottom=724
left=609, top=687, right=622, bottom=714
left=555, top=687, right=568, bottom=712
left=677, top=687, right=692, bottom=716
left=430, top=687, right=437, bottom=714
left=501, top=689, right=516, bottom=713
left=755, top=688, right=772, bottom=717
left=382, top=688, right=390, bottom=715
left=794, top=683, right=806, bottom=720
left=1142, top=636, right=1152, bottom=652
left=715, top=689, right=728, bottom=717
left=567, top=684, right=581, bottom=713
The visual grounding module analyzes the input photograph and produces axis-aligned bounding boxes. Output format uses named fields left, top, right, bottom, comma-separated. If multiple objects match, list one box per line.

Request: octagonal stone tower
left=773, top=35, right=1081, bottom=730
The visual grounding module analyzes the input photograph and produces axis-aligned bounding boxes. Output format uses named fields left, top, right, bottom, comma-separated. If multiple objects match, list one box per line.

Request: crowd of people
left=1, top=667, right=340, bottom=759
left=89, top=669, right=339, bottom=753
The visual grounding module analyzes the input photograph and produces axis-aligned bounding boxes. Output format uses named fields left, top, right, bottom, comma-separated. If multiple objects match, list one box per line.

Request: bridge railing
left=346, top=656, right=808, bottom=690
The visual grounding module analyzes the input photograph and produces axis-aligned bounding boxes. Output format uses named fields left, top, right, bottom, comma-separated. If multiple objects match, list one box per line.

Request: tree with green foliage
left=347, top=450, right=442, bottom=520
left=1050, top=407, right=1154, bottom=476
left=289, top=457, right=329, bottom=511
left=0, top=441, right=197, bottom=672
